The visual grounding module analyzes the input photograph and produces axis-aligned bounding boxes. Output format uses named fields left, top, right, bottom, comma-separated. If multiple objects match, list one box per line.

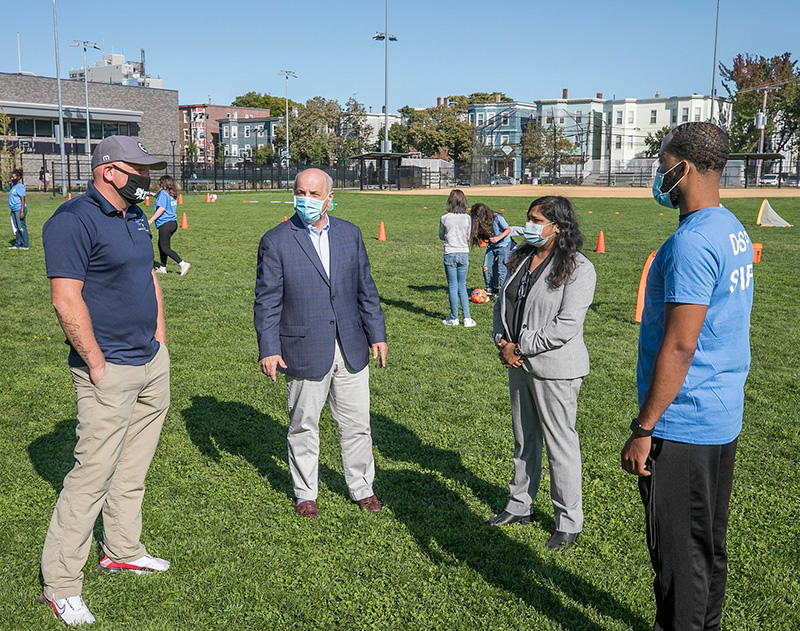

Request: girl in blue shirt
left=149, top=175, right=190, bottom=276
left=8, top=168, right=28, bottom=249
left=470, top=203, right=512, bottom=298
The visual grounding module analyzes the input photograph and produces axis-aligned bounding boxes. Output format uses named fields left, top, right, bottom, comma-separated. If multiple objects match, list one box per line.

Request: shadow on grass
left=28, top=419, right=78, bottom=494
left=380, top=296, right=443, bottom=320
left=372, top=413, right=647, bottom=631
left=408, top=284, right=446, bottom=293
left=182, top=396, right=294, bottom=502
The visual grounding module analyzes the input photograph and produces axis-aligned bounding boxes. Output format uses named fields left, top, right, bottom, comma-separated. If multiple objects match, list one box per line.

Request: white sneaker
left=442, top=318, right=459, bottom=326
left=98, top=553, right=170, bottom=575
left=179, top=261, right=191, bottom=276
left=38, top=594, right=96, bottom=626
left=155, top=266, right=167, bottom=274
left=463, top=318, right=477, bottom=328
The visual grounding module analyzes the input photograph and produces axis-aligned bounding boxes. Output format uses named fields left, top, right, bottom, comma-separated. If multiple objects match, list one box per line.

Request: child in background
left=149, top=175, right=190, bottom=276
left=470, top=203, right=511, bottom=298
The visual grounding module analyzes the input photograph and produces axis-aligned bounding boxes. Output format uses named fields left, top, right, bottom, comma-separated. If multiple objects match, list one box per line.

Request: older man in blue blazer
left=255, top=168, right=387, bottom=518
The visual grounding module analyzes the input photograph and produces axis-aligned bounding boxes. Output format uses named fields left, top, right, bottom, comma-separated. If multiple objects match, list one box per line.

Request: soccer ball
left=470, top=288, right=489, bottom=304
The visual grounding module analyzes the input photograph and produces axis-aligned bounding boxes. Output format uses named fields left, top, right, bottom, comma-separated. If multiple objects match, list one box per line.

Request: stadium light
left=70, top=40, right=100, bottom=155
left=278, top=70, right=297, bottom=178
left=372, top=0, right=398, bottom=155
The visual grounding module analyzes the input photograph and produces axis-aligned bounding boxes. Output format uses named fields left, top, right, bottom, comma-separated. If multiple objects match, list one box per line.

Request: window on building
left=628, top=135, right=634, bottom=149
left=615, top=135, right=622, bottom=149
left=575, top=111, right=582, bottom=124
left=650, top=110, right=657, bottom=124
left=223, top=127, right=229, bottom=138
left=224, top=144, right=229, bottom=156
left=546, top=114, right=553, bottom=124
left=183, top=129, right=189, bottom=141
left=627, top=111, right=634, bottom=124
left=35, top=119, right=55, bottom=137
left=477, top=113, right=484, bottom=125
left=103, top=123, right=119, bottom=137
left=694, top=107, right=701, bottom=121
left=257, top=126, right=265, bottom=137
left=70, top=121, right=87, bottom=139
left=606, top=112, right=612, bottom=124
left=469, top=113, right=475, bottom=125
left=616, top=111, right=623, bottom=125
left=231, top=126, right=238, bottom=138
left=501, top=114, right=509, bottom=126
left=89, top=121, right=103, bottom=139
left=232, top=112, right=238, bottom=120
left=672, top=110, right=677, bottom=124
left=500, top=134, right=509, bottom=145
left=244, top=126, right=251, bottom=138
left=231, top=144, right=239, bottom=156
left=244, top=144, right=251, bottom=156
left=681, top=107, right=689, bottom=122
left=15, top=118, right=35, bottom=136
left=182, top=111, right=188, bottom=123
left=484, top=135, right=492, bottom=146
left=197, top=129, right=204, bottom=139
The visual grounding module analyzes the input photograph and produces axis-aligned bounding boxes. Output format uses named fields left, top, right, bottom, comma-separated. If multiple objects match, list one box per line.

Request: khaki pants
left=41, top=344, right=170, bottom=600
left=286, top=343, right=375, bottom=503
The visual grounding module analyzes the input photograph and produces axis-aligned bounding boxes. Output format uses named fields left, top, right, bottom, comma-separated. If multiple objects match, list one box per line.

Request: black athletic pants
left=639, top=437, right=737, bottom=631
left=157, top=221, right=181, bottom=267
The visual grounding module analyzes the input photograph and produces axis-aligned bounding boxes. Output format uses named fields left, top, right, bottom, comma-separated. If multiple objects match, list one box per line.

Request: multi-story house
left=179, top=105, right=272, bottom=164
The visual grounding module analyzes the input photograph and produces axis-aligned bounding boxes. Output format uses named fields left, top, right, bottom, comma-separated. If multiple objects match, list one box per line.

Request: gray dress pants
left=506, top=368, right=584, bottom=533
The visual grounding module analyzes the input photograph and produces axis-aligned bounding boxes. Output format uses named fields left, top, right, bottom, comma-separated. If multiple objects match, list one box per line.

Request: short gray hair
left=294, top=169, right=334, bottom=195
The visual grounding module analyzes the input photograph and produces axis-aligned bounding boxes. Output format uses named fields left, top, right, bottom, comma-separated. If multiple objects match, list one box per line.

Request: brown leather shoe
left=357, top=495, right=382, bottom=513
left=295, top=500, right=319, bottom=518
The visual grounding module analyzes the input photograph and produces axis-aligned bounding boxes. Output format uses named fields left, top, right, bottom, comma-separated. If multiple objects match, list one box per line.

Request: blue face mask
left=523, top=221, right=555, bottom=247
left=652, top=161, right=689, bottom=209
left=293, top=195, right=329, bottom=224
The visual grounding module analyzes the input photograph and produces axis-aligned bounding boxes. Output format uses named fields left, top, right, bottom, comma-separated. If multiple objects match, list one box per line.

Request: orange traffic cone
left=283, top=216, right=288, bottom=222
left=206, top=192, right=211, bottom=203
left=145, top=196, right=150, bottom=206
left=180, top=212, right=188, bottom=229
left=595, top=231, right=606, bottom=253
left=752, top=242, right=762, bottom=263
left=178, top=193, right=183, bottom=205
left=68, top=193, right=72, bottom=200
left=377, top=221, right=387, bottom=241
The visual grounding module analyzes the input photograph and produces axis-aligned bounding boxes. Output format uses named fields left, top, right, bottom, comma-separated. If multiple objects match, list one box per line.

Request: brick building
left=179, top=104, right=272, bottom=165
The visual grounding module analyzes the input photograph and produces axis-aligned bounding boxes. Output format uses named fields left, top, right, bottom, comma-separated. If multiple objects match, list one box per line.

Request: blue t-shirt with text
left=8, top=182, right=26, bottom=212
left=637, top=206, right=753, bottom=445
left=154, top=190, right=178, bottom=227
left=489, top=213, right=511, bottom=249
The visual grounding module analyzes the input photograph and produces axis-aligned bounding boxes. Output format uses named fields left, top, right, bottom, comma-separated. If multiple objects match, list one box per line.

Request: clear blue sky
left=3, top=0, right=797, bottom=112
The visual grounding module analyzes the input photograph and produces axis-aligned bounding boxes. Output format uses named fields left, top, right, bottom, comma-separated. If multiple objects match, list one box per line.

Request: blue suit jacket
left=254, top=213, right=387, bottom=379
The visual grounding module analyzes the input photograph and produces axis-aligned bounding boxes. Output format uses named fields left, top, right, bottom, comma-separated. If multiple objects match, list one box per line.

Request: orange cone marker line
left=377, top=221, right=387, bottom=241
left=595, top=231, right=606, bottom=253
left=635, top=251, right=658, bottom=323
left=752, top=243, right=762, bottom=263
left=178, top=193, right=183, bottom=205
left=180, top=213, right=188, bottom=229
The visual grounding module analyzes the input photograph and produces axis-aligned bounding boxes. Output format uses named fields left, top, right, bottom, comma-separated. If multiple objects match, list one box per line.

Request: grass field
left=1, top=189, right=798, bottom=630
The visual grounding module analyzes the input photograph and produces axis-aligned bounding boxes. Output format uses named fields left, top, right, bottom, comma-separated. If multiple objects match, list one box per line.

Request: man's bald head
left=295, top=168, right=333, bottom=196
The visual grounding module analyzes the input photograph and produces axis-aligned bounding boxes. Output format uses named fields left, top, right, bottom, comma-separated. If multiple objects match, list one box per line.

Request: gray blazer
left=493, top=252, right=596, bottom=379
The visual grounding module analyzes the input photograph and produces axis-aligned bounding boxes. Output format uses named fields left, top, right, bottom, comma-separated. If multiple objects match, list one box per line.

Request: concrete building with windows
left=535, top=90, right=732, bottom=184
left=68, top=52, right=163, bottom=89
left=218, top=117, right=282, bottom=164
left=0, top=71, right=178, bottom=183
left=179, top=104, right=272, bottom=164
left=467, top=99, right=537, bottom=183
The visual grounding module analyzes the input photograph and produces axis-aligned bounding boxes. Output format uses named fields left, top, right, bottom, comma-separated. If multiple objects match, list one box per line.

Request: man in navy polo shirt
left=621, top=122, right=753, bottom=631
left=40, top=136, right=171, bottom=627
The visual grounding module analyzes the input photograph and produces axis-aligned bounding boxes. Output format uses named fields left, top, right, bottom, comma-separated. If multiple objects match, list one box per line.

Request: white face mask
left=523, top=221, right=554, bottom=247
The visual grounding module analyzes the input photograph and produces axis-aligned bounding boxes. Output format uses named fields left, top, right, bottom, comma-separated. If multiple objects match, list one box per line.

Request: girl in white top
left=439, top=189, right=475, bottom=327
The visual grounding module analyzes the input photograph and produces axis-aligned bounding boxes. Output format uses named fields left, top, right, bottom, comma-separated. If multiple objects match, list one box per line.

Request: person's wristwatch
left=513, top=344, right=523, bottom=356
left=630, top=418, right=654, bottom=437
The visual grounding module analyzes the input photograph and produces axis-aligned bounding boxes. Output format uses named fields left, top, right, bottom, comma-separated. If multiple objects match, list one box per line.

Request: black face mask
left=111, top=165, right=151, bottom=205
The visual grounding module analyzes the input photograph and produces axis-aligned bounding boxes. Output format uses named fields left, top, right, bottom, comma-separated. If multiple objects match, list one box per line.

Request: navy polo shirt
left=43, top=183, right=160, bottom=367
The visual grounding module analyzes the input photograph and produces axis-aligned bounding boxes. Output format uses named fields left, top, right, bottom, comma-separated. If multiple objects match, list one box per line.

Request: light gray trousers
left=506, top=369, right=583, bottom=533
left=286, top=343, right=375, bottom=503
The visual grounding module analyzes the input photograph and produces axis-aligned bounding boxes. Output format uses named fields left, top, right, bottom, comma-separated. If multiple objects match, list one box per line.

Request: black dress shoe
left=487, top=510, right=532, bottom=526
left=545, top=530, right=579, bottom=550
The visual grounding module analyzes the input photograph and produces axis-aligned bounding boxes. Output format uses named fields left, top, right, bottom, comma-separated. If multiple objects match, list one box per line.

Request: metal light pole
left=372, top=2, right=398, bottom=154
left=52, top=0, right=67, bottom=196
left=170, top=140, right=176, bottom=179
left=709, top=0, right=721, bottom=123
left=70, top=40, right=100, bottom=155
left=278, top=70, right=297, bottom=171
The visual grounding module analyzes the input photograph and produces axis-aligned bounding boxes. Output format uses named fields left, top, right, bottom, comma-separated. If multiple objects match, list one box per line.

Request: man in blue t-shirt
left=8, top=168, right=28, bottom=249
left=39, top=136, right=172, bottom=627
left=621, top=122, right=753, bottom=631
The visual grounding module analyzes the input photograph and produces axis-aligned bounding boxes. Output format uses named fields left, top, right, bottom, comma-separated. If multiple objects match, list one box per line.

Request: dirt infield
left=365, top=184, right=800, bottom=199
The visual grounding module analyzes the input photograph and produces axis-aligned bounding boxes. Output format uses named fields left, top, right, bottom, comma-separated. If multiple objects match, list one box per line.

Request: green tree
left=520, top=122, right=574, bottom=175
left=288, top=97, right=341, bottom=165
left=0, top=108, right=22, bottom=186
left=335, top=98, right=371, bottom=162
left=447, top=92, right=509, bottom=109
left=391, top=104, right=472, bottom=162
left=231, top=92, right=298, bottom=118
left=253, top=144, right=274, bottom=165
left=520, top=122, right=548, bottom=173
left=643, top=125, right=673, bottom=157
left=720, top=52, right=800, bottom=153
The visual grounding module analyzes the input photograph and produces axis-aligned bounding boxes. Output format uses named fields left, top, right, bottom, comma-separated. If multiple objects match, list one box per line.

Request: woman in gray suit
left=488, top=196, right=596, bottom=551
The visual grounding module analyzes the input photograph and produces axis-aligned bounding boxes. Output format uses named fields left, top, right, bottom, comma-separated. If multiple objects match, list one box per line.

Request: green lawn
left=1, top=189, right=798, bottom=630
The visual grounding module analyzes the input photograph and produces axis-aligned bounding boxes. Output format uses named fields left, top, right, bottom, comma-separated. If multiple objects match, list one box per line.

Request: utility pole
left=551, top=108, right=557, bottom=183
left=756, top=89, right=770, bottom=184
left=709, top=0, right=720, bottom=123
